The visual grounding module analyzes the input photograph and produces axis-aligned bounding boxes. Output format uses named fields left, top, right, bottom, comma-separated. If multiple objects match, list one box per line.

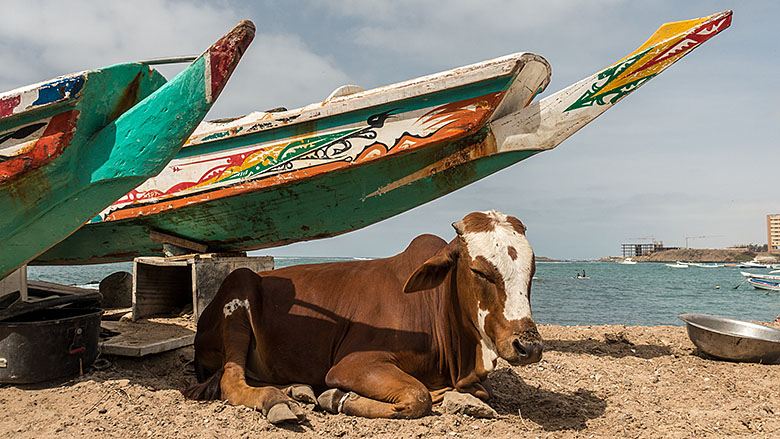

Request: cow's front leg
left=221, top=361, right=305, bottom=423
left=319, top=353, right=432, bottom=419
left=216, top=284, right=305, bottom=424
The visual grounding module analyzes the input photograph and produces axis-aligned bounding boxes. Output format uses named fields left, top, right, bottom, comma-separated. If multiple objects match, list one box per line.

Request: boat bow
left=490, top=10, right=732, bottom=153
left=0, top=20, right=254, bottom=279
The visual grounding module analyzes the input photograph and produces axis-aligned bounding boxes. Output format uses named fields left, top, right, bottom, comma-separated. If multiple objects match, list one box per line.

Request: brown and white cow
left=183, top=210, right=542, bottom=423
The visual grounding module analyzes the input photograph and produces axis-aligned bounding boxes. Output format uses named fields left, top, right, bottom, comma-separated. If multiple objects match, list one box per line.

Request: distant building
left=768, top=214, right=780, bottom=253
left=620, top=242, right=676, bottom=257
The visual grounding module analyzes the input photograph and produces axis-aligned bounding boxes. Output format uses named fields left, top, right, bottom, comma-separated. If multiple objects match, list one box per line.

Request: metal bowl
left=678, top=313, right=780, bottom=363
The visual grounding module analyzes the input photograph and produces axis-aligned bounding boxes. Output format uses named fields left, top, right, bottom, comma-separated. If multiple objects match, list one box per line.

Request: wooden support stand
left=132, top=253, right=274, bottom=322
left=0, top=266, right=27, bottom=307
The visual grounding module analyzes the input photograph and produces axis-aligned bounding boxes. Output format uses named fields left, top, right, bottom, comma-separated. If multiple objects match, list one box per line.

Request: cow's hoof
left=317, top=388, right=346, bottom=414
left=286, top=384, right=317, bottom=405
left=267, top=402, right=305, bottom=424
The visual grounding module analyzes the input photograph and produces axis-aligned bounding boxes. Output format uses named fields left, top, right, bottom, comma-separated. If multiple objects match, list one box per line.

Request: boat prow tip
left=236, top=19, right=256, bottom=35
left=203, top=19, right=256, bottom=102
left=490, top=10, right=732, bottom=153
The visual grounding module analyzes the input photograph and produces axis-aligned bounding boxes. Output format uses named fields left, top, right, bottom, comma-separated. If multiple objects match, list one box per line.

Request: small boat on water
left=666, top=262, right=689, bottom=268
left=688, top=262, right=723, bottom=268
left=0, top=20, right=254, bottom=278
left=739, top=260, right=774, bottom=269
left=748, top=278, right=780, bottom=292
left=741, top=271, right=780, bottom=282
left=618, top=258, right=638, bottom=265
left=34, top=11, right=733, bottom=265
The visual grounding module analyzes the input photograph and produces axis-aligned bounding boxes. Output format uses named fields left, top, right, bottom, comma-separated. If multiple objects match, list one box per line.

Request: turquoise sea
left=27, top=259, right=780, bottom=326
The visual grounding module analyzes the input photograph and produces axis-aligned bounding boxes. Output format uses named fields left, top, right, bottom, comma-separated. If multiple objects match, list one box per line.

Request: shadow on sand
left=545, top=337, right=673, bottom=360
left=489, top=367, right=606, bottom=431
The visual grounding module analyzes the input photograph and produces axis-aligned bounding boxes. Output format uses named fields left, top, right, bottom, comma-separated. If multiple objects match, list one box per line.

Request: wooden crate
left=132, top=254, right=273, bottom=321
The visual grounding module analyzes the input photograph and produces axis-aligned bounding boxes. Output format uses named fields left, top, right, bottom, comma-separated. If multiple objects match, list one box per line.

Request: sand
left=2, top=323, right=779, bottom=438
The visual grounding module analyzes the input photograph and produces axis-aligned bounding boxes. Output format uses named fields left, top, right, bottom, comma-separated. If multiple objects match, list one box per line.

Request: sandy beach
left=2, top=322, right=779, bottom=438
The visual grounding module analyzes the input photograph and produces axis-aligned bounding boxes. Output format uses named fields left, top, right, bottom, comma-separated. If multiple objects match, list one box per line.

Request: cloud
left=0, top=0, right=240, bottom=89
left=206, top=32, right=351, bottom=119
left=315, top=0, right=628, bottom=68
left=0, top=0, right=351, bottom=120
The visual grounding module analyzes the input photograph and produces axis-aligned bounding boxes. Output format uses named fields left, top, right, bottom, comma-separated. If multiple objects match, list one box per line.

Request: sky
left=1, top=1, right=777, bottom=260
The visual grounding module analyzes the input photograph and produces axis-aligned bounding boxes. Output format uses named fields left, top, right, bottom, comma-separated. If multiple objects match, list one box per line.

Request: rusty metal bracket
left=137, top=55, right=198, bottom=65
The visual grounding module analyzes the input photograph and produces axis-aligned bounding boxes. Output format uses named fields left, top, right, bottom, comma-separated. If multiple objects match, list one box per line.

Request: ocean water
left=531, top=261, right=780, bottom=326
left=27, top=260, right=780, bottom=326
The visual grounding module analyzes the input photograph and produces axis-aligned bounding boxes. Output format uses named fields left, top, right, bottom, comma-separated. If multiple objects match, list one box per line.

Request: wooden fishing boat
left=748, top=278, right=780, bottom=292
left=741, top=272, right=780, bottom=282
left=35, top=11, right=732, bottom=265
left=0, top=20, right=255, bottom=278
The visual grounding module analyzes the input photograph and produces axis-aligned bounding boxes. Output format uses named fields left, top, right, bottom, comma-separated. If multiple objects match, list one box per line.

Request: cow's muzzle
left=494, top=317, right=543, bottom=366
left=511, top=339, right=543, bottom=365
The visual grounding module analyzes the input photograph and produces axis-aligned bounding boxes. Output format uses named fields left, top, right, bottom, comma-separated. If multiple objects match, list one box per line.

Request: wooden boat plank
left=100, top=320, right=194, bottom=357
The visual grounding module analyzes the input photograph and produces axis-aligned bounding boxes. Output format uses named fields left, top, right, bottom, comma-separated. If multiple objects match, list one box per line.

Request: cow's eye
left=471, top=268, right=494, bottom=283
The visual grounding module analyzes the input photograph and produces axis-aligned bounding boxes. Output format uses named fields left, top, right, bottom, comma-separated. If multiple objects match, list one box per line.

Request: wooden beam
left=149, top=230, right=207, bottom=253
left=27, top=280, right=96, bottom=296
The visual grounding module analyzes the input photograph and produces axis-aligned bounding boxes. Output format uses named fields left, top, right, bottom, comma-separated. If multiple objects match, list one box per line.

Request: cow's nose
left=512, top=339, right=543, bottom=364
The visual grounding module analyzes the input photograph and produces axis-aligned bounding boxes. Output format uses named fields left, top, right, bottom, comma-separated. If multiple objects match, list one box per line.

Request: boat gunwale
left=96, top=58, right=554, bottom=220
left=184, top=52, right=548, bottom=148
left=0, top=69, right=99, bottom=122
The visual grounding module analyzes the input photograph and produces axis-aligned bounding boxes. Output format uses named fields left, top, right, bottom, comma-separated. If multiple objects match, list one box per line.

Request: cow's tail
left=181, top=365, right=224, bottom=401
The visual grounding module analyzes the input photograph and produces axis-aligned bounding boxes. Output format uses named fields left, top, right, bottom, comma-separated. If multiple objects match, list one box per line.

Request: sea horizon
left=26, top=258, right=780, bottom=327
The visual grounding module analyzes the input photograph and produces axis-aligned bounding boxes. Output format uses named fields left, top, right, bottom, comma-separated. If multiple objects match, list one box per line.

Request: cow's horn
left=452, top=221, right=465, bottom=235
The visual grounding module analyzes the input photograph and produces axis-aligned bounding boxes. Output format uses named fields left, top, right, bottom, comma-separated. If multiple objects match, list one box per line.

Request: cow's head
left=404, top=210, right=542, bottom=371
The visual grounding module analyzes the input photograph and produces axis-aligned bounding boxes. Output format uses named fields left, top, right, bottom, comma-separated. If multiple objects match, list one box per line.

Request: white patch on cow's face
left=462, top=211, right=535, bottom=323
left=223, top=298, right=250, bottom=317
left=477, top=308, right=499, bottom=371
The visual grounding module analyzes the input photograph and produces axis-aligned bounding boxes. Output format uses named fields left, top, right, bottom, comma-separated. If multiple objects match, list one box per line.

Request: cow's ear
left=404, top=240, right=458, bottom=293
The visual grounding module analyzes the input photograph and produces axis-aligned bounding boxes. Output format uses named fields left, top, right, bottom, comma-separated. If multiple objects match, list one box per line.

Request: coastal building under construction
left=620, top=241, right=677, bottom=257
left=768, top=214, right=780, bottom=253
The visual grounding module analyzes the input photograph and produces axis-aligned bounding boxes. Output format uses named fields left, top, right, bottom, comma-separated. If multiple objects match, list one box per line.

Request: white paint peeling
left=0, top=117, right=51, bottom=156
left=223, top=298, right=250, bottom=317
left=204, top=52, right=213, bottom=104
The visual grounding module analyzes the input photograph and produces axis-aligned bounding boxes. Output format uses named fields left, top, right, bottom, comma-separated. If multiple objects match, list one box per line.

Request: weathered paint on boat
left=35, top=11, right=731, bottom=265
left=0, top=20, right=255, bottom=278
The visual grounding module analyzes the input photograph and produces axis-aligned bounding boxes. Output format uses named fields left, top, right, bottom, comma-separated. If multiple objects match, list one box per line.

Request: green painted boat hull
left=1, top=20, right=255, bottom=277
left=35, top=129, right=535, bottom=264
left=0, top=64, right=167, bottom=277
